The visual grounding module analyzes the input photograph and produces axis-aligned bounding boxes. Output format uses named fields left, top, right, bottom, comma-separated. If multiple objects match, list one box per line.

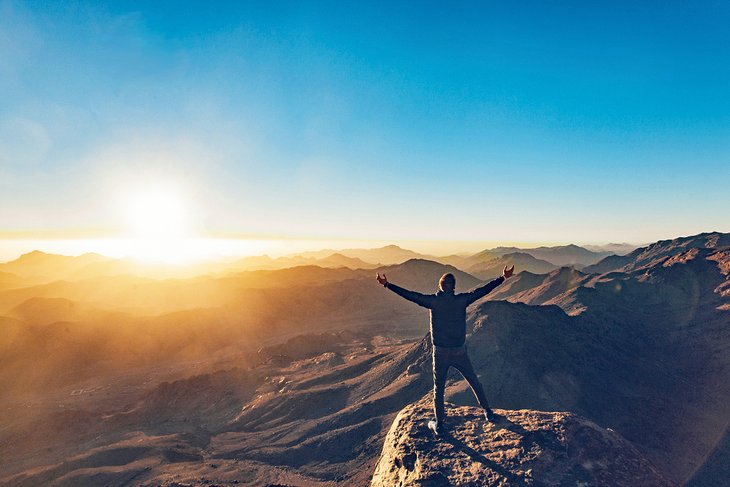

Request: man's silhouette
left=377, top=265, right=514, bottom=435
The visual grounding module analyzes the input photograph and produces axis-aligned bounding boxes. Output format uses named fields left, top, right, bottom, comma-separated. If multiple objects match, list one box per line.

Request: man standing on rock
left=376, top=266, right=514, bottom=435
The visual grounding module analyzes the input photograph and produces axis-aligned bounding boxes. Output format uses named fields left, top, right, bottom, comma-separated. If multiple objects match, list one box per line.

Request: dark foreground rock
left=371, top=398, right=673, bottom=487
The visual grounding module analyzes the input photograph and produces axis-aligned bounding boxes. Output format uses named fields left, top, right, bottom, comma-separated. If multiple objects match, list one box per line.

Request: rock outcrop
left=371, top=399, right=672, bottom=486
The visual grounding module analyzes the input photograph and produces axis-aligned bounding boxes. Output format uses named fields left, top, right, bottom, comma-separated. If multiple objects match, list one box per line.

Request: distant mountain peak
left=19, top=250, right=52, bottom=259
left=398, top=258, right=445, bottom=268
left=25, top=250, right=48, bottom=255
left=548, top=265, right=585, bottom=276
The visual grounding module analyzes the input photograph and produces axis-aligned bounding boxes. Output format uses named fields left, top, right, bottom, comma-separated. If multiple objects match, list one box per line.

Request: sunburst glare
left=114, top=183, right=196, bottom=262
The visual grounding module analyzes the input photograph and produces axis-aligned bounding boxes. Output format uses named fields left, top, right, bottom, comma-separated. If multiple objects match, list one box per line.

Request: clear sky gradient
left=1, top=0, right=729, bottom=253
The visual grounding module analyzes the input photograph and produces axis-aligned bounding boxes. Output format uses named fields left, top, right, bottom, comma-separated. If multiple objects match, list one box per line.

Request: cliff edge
left=371, top=399, right=673, bottom=486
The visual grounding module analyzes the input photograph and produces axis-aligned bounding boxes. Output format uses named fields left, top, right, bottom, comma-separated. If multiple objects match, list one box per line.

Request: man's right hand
left=376, top=273, right=388, bottom=287
left=502, top=265, right=515, bottom=279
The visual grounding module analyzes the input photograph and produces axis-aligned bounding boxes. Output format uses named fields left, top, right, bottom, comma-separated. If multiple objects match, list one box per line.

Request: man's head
left=439, top=273, right=456, bottom=293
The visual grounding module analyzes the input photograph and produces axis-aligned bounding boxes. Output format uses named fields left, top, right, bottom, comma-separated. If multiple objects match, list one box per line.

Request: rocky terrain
left=0, top=232, right=727, bottom=486
left=371, top=398, right=672, bottom=486
left=1, top=334, right=433, bottom=487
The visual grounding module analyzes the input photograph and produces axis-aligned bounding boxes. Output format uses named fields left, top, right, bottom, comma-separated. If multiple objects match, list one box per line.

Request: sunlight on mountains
left=0, top=232, right=728, bottom=486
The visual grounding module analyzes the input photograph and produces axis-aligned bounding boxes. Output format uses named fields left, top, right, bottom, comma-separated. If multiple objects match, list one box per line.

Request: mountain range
left=0, top=240, right=634, bottom=283
left=0, top=232, right=727, bottom=486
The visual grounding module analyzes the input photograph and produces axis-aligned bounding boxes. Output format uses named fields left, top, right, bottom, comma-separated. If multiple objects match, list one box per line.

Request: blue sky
left=1, top=0, right=729, bottom=251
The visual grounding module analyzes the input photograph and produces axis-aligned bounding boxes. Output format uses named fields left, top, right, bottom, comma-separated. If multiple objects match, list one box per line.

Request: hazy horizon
left=0, top=235, right=652, bottom=263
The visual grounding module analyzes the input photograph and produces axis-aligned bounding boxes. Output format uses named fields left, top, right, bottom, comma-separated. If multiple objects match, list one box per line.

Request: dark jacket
left=385, top=276, right=504, bottom=347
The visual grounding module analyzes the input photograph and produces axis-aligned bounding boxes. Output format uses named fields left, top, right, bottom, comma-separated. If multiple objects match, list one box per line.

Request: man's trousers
left=432, top=344, right=490, bottom=425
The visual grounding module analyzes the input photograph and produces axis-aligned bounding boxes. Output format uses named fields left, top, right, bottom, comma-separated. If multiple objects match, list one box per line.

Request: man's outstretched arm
left=464, top=265, right=515, bottom=305
left=376, top=273, right=434, bottom=309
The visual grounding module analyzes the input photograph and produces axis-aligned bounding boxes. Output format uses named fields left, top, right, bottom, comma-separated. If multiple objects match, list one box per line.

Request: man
left=376, top=265, right=514, bottom=435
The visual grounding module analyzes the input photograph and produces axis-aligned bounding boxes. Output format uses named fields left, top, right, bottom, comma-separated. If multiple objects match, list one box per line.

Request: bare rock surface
left=371, top=399, right=673, bottom=487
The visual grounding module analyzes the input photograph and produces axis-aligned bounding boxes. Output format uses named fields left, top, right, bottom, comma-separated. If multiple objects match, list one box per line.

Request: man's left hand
left=502, top=265, right=515, bottom=279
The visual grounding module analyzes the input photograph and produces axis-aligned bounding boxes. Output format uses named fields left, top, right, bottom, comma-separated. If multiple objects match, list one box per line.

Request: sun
left=114, top=183, right=197, bottom=262
left=120, top=184, right=188, bottom=240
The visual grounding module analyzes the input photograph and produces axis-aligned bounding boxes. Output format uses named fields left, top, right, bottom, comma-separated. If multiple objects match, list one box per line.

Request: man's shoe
left=485, top=408, right=496, bottom=423
left=428, top=420, right=443, bottom=436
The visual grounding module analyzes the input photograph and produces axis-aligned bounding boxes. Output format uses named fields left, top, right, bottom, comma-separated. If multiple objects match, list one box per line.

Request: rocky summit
left=371, top=398, right=672, bottom=487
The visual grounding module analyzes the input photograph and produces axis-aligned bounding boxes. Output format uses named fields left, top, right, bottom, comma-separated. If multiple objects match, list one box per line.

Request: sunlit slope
left=0, top=333, right=432, bottom=487
left=464, top=232, right=730, bottom=484
left=0, top=257, right=482, bottom=396
left=485, top=266, right=590, bottom=307
left=0, top=256, right=483, bottom=317
left=0, top=265, right=363, bottom=315
left=0, top=251, right=112, bottom=282
left=584, top=231, right=730, bottom=274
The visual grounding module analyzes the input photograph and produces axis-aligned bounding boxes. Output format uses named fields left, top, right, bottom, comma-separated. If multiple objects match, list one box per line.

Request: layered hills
left=0, top=232, right=727, bottom=486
